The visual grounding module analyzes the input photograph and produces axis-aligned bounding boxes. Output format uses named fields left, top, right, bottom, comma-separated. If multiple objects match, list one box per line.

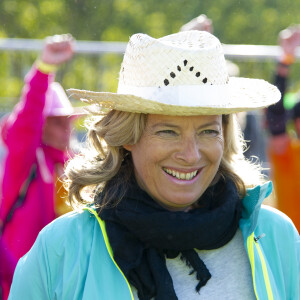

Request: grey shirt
left=133, top=229, right=256, bottom=299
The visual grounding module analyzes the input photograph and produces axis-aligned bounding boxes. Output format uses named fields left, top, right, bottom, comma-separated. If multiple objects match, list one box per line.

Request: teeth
left=163, top=168, right=198, bottom=180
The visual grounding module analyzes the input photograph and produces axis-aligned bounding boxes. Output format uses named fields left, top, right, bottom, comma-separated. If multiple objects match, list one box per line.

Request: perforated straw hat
left=68, top=31, right=281, bottom=115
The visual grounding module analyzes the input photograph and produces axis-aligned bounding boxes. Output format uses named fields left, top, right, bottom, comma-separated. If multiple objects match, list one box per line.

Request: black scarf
left=98, top=177, right=242, bottom=300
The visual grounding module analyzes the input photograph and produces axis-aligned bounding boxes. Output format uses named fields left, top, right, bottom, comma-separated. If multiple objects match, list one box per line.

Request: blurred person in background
left=266, top=25, right=300, bottom=231
left=181, top=14, right=268, bottom=164
left=0, top=34, right=76, bottom=299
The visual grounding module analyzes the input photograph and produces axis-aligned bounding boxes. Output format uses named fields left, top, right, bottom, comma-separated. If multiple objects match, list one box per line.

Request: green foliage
left=0, top=0, right=300, bottom=112
left=1, top=0, right=300, bottom=41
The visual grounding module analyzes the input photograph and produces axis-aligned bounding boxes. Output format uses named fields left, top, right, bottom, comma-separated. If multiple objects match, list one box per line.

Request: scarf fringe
left=181, top=250, right=212, bottom=293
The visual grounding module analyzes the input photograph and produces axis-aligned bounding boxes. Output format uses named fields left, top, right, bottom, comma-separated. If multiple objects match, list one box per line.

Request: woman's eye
left=200, top=129, right=220, bottom=136
left=156, top=130, right=178, bottom=137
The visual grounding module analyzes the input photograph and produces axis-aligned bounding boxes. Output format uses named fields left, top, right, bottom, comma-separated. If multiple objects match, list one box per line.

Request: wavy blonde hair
left=66, top=111, right=264, bottom=209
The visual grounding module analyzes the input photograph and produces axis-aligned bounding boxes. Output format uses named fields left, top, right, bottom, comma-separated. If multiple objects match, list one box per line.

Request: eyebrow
left=151, top=121, right=221, bottom=130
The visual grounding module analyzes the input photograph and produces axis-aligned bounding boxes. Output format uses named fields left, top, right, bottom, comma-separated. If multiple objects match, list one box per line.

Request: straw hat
left=68, top=31, right=280, bottom=116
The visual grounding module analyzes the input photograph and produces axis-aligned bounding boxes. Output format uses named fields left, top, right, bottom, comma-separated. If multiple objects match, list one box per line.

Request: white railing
left=1, top=38, right=300, bottom=60
left=0, top=38, right=126, bottom=54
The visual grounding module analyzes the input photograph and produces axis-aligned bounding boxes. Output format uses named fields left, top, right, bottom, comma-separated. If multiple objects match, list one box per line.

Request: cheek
left=131, top=143, right=154, bottom=173
left=131, top=150, right=151, bottom=192
left=130, top=140, right=163, bottom=185
left=205, top=138, right=224, bottom=164
left=44, top=126, right=66, bottom=143
left=49, top=127, right=61, bottom=139
left=42, top=125, right=52, bottom=141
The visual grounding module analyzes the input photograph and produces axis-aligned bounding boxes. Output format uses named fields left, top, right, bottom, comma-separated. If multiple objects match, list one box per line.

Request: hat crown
left=119, top=31, right=229, bottom=88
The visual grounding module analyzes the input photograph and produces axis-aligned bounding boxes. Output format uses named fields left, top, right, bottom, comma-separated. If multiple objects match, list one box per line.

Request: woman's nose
left=174, top=137, right=201, bottom=164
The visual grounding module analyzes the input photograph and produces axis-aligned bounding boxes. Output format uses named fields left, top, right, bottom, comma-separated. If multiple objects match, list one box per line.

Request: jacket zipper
left=247, top=232, right=274, bottom=300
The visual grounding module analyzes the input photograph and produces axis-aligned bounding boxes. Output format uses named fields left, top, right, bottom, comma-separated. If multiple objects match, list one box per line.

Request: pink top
left=0, top=66, right=68, bottom=295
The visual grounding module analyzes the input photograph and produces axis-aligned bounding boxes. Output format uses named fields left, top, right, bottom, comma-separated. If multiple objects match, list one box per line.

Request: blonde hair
left=66, top=111, right=147, bottom=209
left=219, top=114, right=264, bottom=196
left=66, top=111, right=264, bottom=209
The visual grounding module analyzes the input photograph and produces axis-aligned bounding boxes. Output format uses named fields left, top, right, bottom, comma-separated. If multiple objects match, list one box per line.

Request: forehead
left=46, top=116, right=69, bottom=121
left=46, top=116, right=71, bottom=124
left=146, top=114, right=222, bottom=126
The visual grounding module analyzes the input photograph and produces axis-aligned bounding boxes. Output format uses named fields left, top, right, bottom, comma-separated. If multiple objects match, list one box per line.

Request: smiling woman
left=123, top=114, right=224, bottom=211
left=8, top=31, right=300, bottom=300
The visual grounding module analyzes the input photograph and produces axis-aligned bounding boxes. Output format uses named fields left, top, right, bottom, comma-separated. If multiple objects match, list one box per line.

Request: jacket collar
left=240, top=181, right=273, bottom=236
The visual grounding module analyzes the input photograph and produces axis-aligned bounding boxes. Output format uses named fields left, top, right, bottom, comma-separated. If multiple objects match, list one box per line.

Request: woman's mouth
left=163, top=167, right=199, bottom=180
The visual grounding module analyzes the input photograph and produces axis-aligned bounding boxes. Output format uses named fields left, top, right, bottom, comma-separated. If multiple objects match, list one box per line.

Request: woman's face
left=124, top=114, right=224, bottom=211
left=42, top=116, right=72, bottom=151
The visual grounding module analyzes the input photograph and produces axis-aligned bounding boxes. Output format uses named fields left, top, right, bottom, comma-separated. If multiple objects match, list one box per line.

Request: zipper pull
left=254, top=233, right=266, bottom=242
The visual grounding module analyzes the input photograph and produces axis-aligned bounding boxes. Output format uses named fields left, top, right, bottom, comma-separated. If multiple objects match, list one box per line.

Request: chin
left=163, top=196, right=199, bottom=210
left=59, top=142, right=70, bottom=150
left=174, top=192, right=203, bottom=204
left=54, top=144, right=68, bottom=151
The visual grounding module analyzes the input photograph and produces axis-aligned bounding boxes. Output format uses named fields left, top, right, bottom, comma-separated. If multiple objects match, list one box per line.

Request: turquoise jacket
left=8, top=182, right=300, bottom=300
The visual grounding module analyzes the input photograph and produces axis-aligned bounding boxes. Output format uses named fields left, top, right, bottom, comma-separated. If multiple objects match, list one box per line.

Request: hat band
left=117, top=83, right=230, bottom=107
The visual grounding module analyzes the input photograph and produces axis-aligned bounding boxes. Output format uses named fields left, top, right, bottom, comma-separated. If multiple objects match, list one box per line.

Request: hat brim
left=67, top=77, right=280, bottom=116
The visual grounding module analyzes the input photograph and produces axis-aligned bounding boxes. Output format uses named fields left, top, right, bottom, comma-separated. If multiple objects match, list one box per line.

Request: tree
left=0, top=0, right=300, bottom=110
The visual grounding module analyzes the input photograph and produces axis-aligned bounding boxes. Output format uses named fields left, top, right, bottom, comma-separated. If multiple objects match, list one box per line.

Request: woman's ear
left=123, top=144, right=133, bottom=152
